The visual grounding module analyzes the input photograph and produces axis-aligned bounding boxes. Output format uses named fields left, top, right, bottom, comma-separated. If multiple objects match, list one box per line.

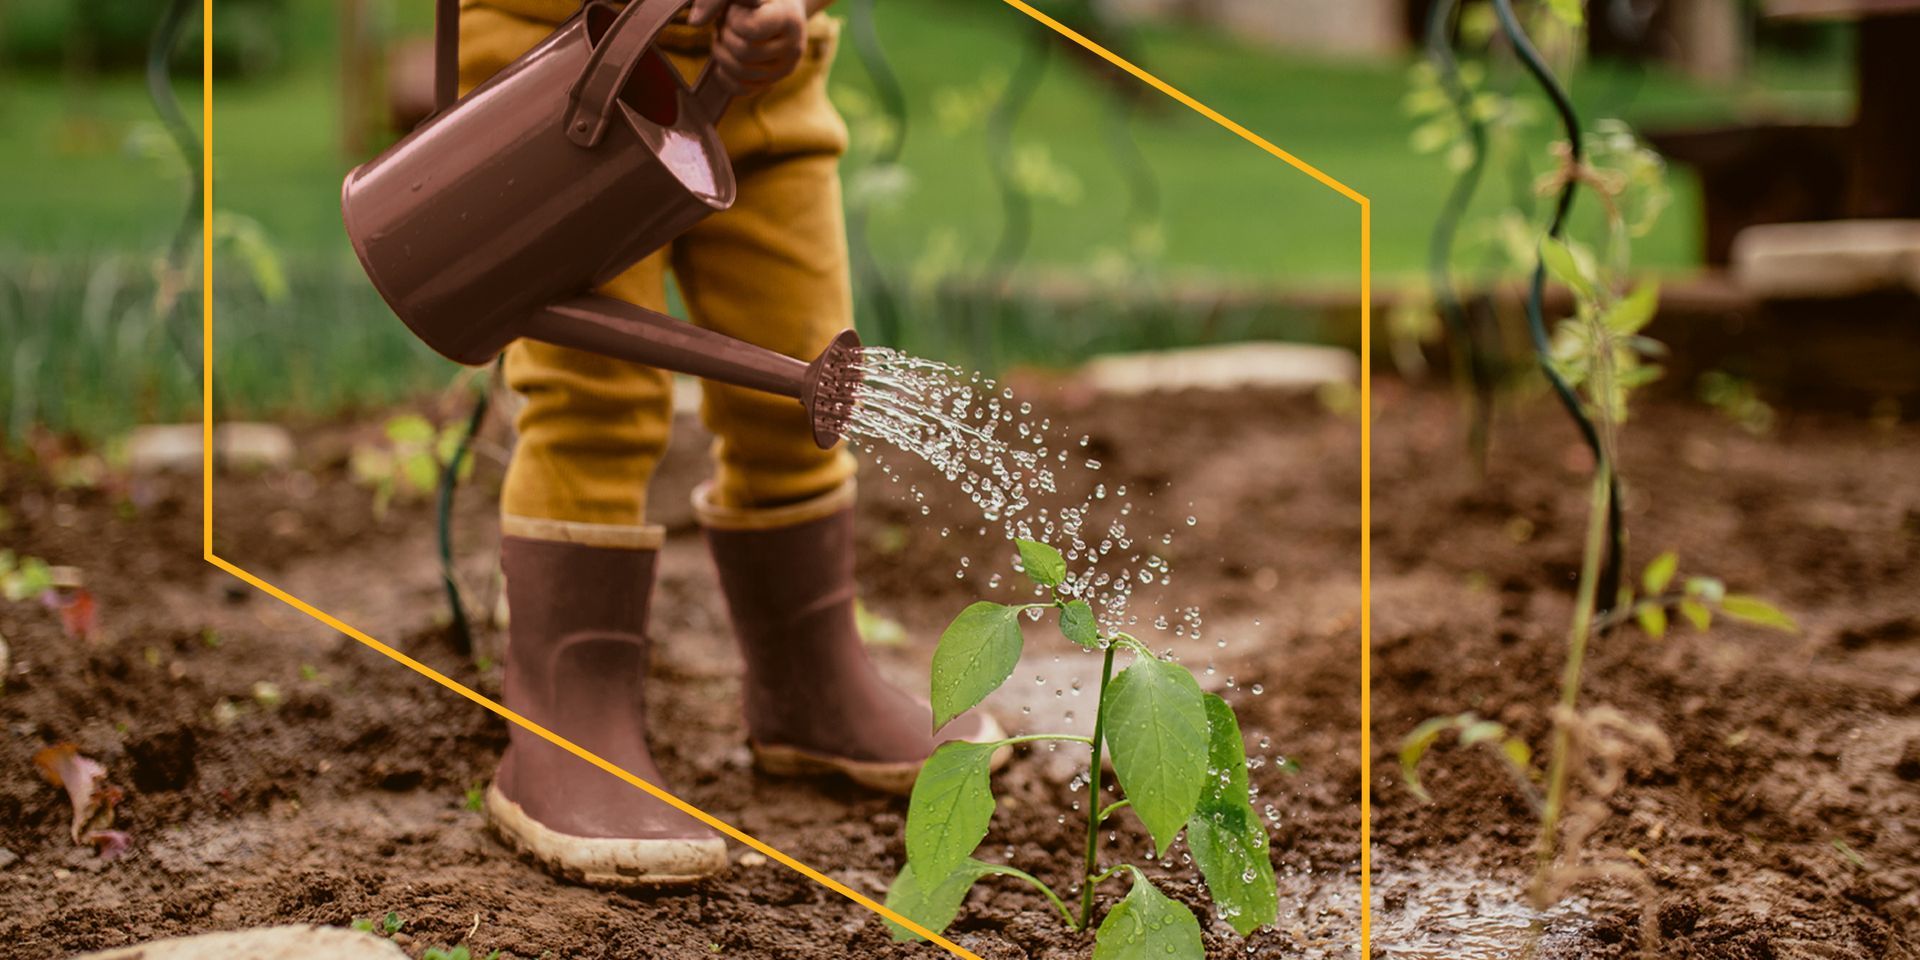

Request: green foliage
left=422, top=945, right=500, bottom=960
left=1399, top=712, right=1534, bottom=806
left=1091, top=868, right=1204, bottom=960
left=1697, top=371, right=1777, bottom=436
left=1106, top=655, right=1209, bottom=856
left=905, top=742, right=1000, bottom=878
left=928, top=601, right=1027, bottom=731
left=884, top=858, right=995, bottom=942
left=1185, top=695, right=1279, bottom=935
left=1016, top=539, right=1067, bottom=587
left=1058, top=599, right=1100, bottom=649
left=0, top=552, right=54, bottom=603
left=1615, top=553, right=1799, bottom=639
left=349, top=414, right=477, bottom=519
left=895, top=539, right=1277, bottom=957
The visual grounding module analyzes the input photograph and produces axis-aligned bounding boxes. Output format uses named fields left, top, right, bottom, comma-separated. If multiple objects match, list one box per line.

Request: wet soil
left=1369, top=380, right=1919, bottom=959
left=3, top=377, right=1911, bottom=959
left=0, top=383, right=1362, bottom=959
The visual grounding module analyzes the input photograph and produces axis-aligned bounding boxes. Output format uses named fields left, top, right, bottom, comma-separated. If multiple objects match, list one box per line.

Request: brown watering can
left=342, top=0, right=859, bottom=448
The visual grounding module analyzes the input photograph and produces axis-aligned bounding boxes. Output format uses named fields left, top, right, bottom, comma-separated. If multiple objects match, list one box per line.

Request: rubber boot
left=695, top=481, right=1007, bottom=796
left=486, top=517, right=729, bottom=886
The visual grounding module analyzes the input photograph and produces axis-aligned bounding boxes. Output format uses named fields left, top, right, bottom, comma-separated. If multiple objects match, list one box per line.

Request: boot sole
left=751, top=714, right=1012, bottom=797
left=485, top=784, right=729, bottom=888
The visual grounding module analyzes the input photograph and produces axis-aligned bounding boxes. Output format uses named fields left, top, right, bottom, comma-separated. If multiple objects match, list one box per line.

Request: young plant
left=349, top=413, right=475, bottom=519
left=1400, top=3, right=1793, bottom=955
left=886, top=540, right=1277, bottom=957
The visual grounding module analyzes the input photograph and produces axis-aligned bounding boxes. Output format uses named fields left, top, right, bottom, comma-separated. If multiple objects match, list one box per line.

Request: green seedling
left=349, top=414, right=475, bottom=519
left=886, top=539, right=1277, bottom=957
left=423, top=946, right=501, bottom=960
left=1400, top=5, right=1793, bottom=956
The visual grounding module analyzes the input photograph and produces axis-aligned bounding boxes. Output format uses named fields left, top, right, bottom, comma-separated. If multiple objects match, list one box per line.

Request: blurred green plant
left=1399, top=3, right=1796, bottom=956
left=350, top=412, right=475, bottom=519
left=1, top=0, right=292, bottom=77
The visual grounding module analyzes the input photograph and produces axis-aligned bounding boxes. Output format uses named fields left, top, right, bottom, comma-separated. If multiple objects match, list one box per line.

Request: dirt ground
left=0, top=383, right=1364, bottom=959
left=3, top=375, right=1913, bottom=959
left=1369, top=380, right=1919, bottom=959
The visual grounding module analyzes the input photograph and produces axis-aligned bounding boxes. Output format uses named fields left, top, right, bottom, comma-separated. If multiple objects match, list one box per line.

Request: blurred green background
left=0, top=0, right=1855, bottom=442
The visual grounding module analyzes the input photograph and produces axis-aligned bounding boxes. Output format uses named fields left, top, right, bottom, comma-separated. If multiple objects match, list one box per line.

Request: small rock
left=70, top=926, right=409, bottom=959
left=1083, top=342, right=1357, bottom=397
left=738, top=850, right=768, bottom=868
left=0, top=847, right=18, bottom=869
left=126, top=423, right=295, bottom=474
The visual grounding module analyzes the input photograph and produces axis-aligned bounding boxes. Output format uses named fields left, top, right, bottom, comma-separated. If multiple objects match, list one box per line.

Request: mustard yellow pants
left=461, top=1, right=857, bottom=526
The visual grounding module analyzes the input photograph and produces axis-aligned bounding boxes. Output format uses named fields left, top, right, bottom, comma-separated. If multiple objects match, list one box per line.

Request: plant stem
left=980, top=863, right=1080, bottom=930
left=997, top=733, right=1094, bottom=748
left=1078, top=641, right=1121, bottom=930
left=1097, top=799, right=1132, bottom=823
left=1532, top=460, right=1612, bottom=897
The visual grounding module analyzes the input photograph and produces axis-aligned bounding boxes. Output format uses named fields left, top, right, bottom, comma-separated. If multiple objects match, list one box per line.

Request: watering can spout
left=526, top=296, right=862, bottom=449
left=340, top=0, right=863, bottom=450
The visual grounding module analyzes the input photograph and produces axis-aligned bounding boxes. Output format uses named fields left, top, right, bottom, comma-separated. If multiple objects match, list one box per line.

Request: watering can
left=342, top=0, right=860, bottom=448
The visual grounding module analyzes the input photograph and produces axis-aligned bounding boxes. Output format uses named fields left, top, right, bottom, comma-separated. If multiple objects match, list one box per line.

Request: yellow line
left=203, top=555, right=974, bottom=955
left=202, top=0, right=214, bottom=564
left=1358, top=201, right=1373, bottom=959
left=995, top=3, right=1379, bottom=950
left=997, top=0, right=1367, bottom=207
left=197, top=1, right=969, bottom=953
left=198, top=1, right=1378, bottom=955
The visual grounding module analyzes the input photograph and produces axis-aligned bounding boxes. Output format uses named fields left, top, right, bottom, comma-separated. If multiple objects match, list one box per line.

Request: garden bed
left=1370, top=380, right=1918, bottom=958
left=0, top=384, right=1362, bottom=959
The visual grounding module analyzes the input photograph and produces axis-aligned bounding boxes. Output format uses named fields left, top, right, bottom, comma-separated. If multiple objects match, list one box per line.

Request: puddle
left=1371, top=859, right=1595, bottom=959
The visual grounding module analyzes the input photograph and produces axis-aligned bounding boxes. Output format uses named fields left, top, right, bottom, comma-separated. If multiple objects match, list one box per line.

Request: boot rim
left=485, top=784, right=729, bottom=887
left=691, top=479, right=856, bottom=531
left=501, top=514, right=665, bottom=549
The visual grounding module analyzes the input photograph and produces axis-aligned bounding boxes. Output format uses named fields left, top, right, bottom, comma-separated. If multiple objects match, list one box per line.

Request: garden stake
left=1490, top=0, right=1624, bottom=614
left=343, top=0, right=863, bottom=450
left=1422, top=0, right=1499, bottom=472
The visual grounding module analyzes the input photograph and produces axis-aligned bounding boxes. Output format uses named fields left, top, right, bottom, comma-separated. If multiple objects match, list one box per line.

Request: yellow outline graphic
left=201, top=1, right=1372, bottom=956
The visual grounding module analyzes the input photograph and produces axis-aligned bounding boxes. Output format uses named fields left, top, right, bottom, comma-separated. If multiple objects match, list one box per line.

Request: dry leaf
left=33, top=743, right=128, bottom=858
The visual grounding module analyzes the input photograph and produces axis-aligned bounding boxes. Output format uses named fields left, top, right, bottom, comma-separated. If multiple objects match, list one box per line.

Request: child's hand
left=688, top=0, right=809, bottom=93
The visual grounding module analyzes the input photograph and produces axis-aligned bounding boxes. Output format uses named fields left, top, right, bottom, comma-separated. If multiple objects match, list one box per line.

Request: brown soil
left=0, top=384, right=1362, bottom=959
left=5, top=376, right=1911, bottom=959
left=1369, top=379, right=1919, bottom=959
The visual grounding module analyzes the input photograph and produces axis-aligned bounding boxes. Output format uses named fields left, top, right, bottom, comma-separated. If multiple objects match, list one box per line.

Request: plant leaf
left=1059, top=599, right=1099, bottom=648
left=1636, top=603, right=1668, bottom=640
left=1397, top=714, right=1457, bottom=801
left=1093, top=869, right=1204, bottom=960
left=1720, top=595, right=1798, bottom=633
left=1016, top=539, right=1067, bottom=588
left=1642, top=550, right=1678, bottom=595
left=1606, top=281, right=1660, bottom=336
left=1105, top=654, right=1209, bottom=855
left=884, top=859, right=992, bottom=942
left=1678, top=599, right=1712, bottom=631
left=1185, top=695, right=1277, bottom=936
left=905, top=741, right=1000, bottom=879
left=929, top=602, right=1025, bottom=731
left=1540, top=237, right=1595, bottom=301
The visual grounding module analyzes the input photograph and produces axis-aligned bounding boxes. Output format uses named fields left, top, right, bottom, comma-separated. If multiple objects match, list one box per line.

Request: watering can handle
left=434, top=0, right=459, bottom=112
left=566, top=0, right=710, bottom=147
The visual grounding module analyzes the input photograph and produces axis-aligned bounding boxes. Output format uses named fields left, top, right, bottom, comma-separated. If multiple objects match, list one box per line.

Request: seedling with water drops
left=885, top=538, right=1277, bottom=957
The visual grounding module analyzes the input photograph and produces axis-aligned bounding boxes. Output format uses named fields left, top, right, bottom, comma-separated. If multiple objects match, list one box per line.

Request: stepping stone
left=126, top=423, right=296, bottom=474
left=1732, top=219, right=1920, bottom=299
left=1083, top=342, right=1358, bottom=397
left=69, top=925, right=408, bottom=960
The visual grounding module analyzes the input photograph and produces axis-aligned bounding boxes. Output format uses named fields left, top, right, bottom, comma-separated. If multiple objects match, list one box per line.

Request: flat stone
left=1732, top=219, right=1920, bottom=299
left=126, top=423, right=296, bottom=474
left=1082, top=342, right=1358, bottom=397
left=69, top=925, right=408, bottom=960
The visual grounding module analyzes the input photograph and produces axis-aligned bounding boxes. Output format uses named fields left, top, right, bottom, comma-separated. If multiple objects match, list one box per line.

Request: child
left=458, top=0, right=1002, bottom=886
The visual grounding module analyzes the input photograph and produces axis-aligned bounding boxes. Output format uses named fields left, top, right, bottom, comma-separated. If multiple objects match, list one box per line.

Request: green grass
left=0, top=0, right=1855, bottom=440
